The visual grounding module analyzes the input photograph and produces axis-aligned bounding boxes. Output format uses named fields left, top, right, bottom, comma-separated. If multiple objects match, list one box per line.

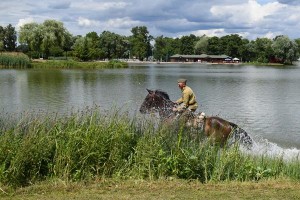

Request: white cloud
left=264, top=31, right=277, bottom=39
left=2, top=0, right=300, bottom=39
left=77, top=17, right=100, bottom=27
left=210, top=0, right=285, bottom=25
left=16, top=18, right=35, bottom=30
left=105, top=17, right=140, bottom=28
left=77, top=16, right=140, bottom=30
left=191, top=29, right=227, bottom=37
left=72, top=1, right=129, bottom=11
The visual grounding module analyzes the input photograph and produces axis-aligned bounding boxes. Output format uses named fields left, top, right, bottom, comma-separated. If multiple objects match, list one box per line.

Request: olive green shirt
left=176, top=85, right=198, bottom=111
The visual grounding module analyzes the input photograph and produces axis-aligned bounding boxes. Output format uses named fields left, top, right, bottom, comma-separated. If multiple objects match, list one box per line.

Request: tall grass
left=0, top=52, right=30, bottom=69
left=30, top=60, right=128, bottom=69
left=0, top=108, right=299, bottom=188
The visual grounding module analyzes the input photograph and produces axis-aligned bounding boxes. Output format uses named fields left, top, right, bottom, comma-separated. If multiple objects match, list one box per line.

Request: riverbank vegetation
left=0, top=53, right=128, bottom=69
left=1, top=21, right=300, bottom=65
left=30, top=59, right=128, bottom=69
left=0, top=52, right=30, bottom=68
left=0, top=108, right=299, bottom=194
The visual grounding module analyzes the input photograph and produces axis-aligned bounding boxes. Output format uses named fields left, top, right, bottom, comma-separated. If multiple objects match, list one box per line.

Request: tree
left=86, top=31, right=101, bottom=60
left=154, top=36, right=175, bottom=61
left=272, top=35, right=299, bottom=64
left=72, top=36, right=91, bottom=61
left=3, top=24, right=17, bottom=51
left=239, top=38, right=250, bottom=62
left=18, top=22, right=42, bottom=58
left=219, top=34, right=243, bottom=58
left=130, top=26, right=152, bottom=61
left=98, top=31, right=127, bottom=60
left=41, top=20, right=72, bottom=58
left=207, top=36, right=221, bottom=55
left=179, top=34, right=197, bottom=55
left=62, top=32, right=74, bottom=59
left=294, top=38, right=300, bottom=57
left=0, top=26, right=4, bottom=51
left=18, top=20, right=72, bottom=59
left=194, top=35, right=209, bottom=54
left=253, top=38, right=273, bottom=63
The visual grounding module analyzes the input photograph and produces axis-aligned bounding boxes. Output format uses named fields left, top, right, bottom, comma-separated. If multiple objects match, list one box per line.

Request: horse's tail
left=228, top=122, right=253, bottom=150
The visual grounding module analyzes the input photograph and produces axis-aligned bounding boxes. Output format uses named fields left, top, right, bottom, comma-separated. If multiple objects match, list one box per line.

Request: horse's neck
left=159, top=99, right=175, bottom=118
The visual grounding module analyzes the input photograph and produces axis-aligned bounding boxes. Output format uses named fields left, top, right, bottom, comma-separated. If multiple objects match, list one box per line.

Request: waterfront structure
left=169, top=54, right=234, bottom=63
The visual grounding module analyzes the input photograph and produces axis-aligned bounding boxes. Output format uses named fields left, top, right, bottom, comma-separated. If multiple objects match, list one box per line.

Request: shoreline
left=126, top=60, right=285, bottom=66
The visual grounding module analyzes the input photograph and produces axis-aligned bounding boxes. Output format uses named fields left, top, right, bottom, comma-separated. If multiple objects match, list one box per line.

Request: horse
left=139, top=89, right=177, bottom=121
left=139, top=89, right=253, bottom=149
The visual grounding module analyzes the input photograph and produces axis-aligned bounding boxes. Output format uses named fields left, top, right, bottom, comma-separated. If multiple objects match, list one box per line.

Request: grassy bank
left=241, top=61, right=285, bottom=66
left=0, top=108, right=300, bottom=192
left=0, top=52, right=128, bottom=69
left=30, top=59, right=128, bottom=69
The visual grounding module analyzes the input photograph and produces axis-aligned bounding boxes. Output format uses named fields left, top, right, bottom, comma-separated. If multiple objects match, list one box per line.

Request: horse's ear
left=146, top=89, right=153, bottom=94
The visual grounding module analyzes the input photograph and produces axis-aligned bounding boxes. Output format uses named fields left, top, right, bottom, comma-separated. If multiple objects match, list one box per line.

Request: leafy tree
left=272, top=35, right=299, bottom=64
left=154, top=36, right=177, bottom=61
left=0, top=26, right=4, bottom=51
left=61, top=32, right=74, bottom=59
left=86, top=31, right=101, bottom=60
left=294, top=38, right=300, bottom=57
left=98, top=31, right=125, bottom=60
left=41, top=20, right=72, bottom=58
left=220, top=34, right=243, bottom=58
left=18, top=20, right=72, bottom=59
left=239, top=38, right=250, bottom=62
left=154, top=36, right=167, bottom=61
left=179, top=34, right=197, bottom=55
left=130, top=26, right=152, bottom=61
left=253, top=38, right=273, bottom=63
left=3, top=24, right=17, bottom=51
left=170, top=38, right=181, bottom=55
left=72, top=36, right=91, bottom=61
left=194, top=35, right=209, bottom=54
left=18, top=22, right=42, bottom=58
left=207, top=36, right=221, bottom=55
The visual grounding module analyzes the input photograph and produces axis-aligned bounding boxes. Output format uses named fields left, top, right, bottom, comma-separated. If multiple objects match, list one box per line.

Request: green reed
left=30, top=60, right=128, bottom=69
left=0, top=52, right=30, bottom=69
left=0, top=108, right=299, bottom=188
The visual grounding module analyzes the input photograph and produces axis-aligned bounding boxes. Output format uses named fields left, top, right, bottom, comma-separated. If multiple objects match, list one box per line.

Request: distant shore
left=126, top=60, right=285, bottom=66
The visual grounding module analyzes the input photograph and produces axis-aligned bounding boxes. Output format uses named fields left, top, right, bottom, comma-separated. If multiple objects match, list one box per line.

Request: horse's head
left=140, top=89, right=174, bottom=116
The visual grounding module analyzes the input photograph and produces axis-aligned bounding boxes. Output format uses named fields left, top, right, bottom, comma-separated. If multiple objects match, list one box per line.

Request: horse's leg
left=227, top=125, right=253, bottom=150
left=236, top=127, right=253, bottom=149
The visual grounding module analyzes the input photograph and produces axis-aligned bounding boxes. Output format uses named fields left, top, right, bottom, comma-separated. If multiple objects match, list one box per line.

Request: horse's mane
left=154, top=90, right=170, bottom=100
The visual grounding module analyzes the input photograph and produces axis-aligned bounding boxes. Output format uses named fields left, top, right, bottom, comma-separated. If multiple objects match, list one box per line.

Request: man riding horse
left=173, top=78, right=198, bottom=120
left=139, top=88, right=253, bottom=149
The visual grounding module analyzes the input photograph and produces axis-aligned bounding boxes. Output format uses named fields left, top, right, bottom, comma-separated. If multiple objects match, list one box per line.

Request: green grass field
left=1, top=178, right=300, bottom=199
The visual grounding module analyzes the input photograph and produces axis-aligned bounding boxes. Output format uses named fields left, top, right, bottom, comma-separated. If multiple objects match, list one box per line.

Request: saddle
left=175, top=109, right=205, bottom=131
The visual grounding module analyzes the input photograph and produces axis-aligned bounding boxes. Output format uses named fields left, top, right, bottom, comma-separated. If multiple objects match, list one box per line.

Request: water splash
left=241, top=138, right=300, bottom=161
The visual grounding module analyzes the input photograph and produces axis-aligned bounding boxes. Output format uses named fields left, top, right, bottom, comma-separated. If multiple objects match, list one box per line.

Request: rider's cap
left=177, top=78, right=187, bottom=83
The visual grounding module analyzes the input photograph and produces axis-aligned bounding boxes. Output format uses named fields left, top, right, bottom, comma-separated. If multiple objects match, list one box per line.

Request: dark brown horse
left=140, top=89, right=253, bottom=149
left=139, top=89, right=178, bottom=121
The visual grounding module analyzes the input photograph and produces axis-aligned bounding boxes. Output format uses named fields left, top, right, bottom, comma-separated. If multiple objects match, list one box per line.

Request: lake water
left=1, top=62, right=300, bottom=158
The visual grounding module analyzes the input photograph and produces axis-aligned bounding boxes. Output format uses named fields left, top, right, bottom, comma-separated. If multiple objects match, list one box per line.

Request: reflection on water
left=1, top=63, right=300, bottom=150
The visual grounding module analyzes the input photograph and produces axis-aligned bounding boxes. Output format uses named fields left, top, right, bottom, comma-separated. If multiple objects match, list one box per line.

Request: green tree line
left=1, top=20, right=300, bottom=64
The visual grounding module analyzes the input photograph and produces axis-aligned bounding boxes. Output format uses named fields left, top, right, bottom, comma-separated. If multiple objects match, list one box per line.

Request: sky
left=1, top=0, right=300, bottom=40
